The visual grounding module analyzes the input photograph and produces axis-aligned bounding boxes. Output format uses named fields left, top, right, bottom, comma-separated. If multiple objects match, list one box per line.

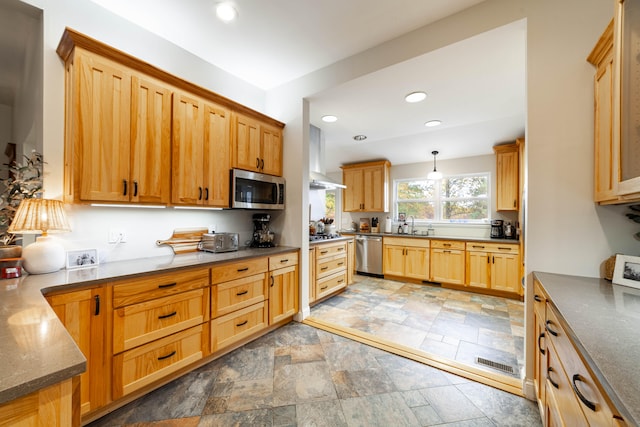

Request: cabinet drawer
left=316, top=271, right=347, bottom=300
left=211, top=301, right=268, bottom=352
left=466, top=242, right=518, bottom=254
left=431, top=240, right=465, bottom=250
left=113, top=288, right=208, bottom=354
left=546, top=306, right=618, bottom=425
left=210, top=257, right=268, bottom=285
left=315, top=241, right=347, bottom=259
left=113, top=268, right=209, bottom=308
left=112, top=324, right=204, bottom=398
left=212, top=273, right=267, bottom=318
left=268, top=251, right=298, bottom=270
left=316, top=255, right=347, bottom=279
left=383, top=237, right=430, bottom=248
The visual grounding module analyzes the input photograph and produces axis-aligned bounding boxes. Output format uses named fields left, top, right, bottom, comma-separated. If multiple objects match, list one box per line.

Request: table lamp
left=8, top=198, right=71, bottom=274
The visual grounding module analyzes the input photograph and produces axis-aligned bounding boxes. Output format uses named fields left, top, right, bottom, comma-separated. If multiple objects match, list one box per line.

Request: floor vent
left=475, top=357, right=515, bottom=375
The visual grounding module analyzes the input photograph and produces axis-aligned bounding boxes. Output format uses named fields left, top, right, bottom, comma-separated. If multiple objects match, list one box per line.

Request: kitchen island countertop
left=0, top=245, right=299, bottom=405
left=534, top=271, right=640, bottom=426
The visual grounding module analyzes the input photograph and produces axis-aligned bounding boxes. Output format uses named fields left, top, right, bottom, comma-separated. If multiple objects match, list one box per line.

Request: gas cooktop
left=309, top=233, right=342, bottom=242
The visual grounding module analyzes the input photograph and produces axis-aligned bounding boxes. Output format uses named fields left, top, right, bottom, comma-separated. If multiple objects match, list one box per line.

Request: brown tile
left=127, top=418, right=200, bottom=427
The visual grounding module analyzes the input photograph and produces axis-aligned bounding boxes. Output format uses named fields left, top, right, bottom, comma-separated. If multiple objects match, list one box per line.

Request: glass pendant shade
left=428, top=150, right=443, bottom=180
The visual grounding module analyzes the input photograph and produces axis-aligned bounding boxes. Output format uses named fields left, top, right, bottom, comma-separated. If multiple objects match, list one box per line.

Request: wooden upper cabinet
left=341, top=160, right=390, bottom=212
left=494, top=143, right=519, bottom=211
left=172, top=93, right=230, bottom=207
left=75, top=51, right=132, bottom=202
left=232, top=112, right=284, bottom=176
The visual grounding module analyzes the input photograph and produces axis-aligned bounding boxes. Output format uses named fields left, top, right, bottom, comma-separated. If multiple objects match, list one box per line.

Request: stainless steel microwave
left=231, top=169, right=285, bottom=210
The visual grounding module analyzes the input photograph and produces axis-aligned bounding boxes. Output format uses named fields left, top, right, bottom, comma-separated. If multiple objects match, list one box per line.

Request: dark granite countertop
left=340, top=231, right=518, bottom=245
left=0, top=245, right=299, bottom=405
left=533, top=272, right=640, bottom=426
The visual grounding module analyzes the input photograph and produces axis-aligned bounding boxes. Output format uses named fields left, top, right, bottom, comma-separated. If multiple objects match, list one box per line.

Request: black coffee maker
left=490, top=219, right=504, bottom=239
left=251, top=213, right=275, bottom=248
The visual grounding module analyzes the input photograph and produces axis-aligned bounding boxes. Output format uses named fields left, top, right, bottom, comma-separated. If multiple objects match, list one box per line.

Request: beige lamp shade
left=8, top=199, right=71, bottom=235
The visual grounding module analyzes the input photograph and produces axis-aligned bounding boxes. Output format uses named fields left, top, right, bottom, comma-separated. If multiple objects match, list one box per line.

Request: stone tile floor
left=309, top=275, right=525, bottom=379
left=90, top=321, right=540, bottom=426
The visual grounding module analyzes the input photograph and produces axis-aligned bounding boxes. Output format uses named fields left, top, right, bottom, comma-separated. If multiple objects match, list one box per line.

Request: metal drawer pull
left=547, top=367, right=559, bottom=389
left=237, top=267, right=249, bottom=272
left=498, top=247, right=511, bottom=250
left=337, top=262, right=344, bottom=266
left=443, top=243, right=451, bottom=247
left=94, top=295, right=100, bottom=316
left=321, top=267, right=328, bottom=271
left=158, top=282, right=177, bottom=289
left=158, top=311, right=177, bottom=319
left=320, top=285, right=328, bottom=290
left=572, top=374, right=597, bottom=411
left=538, top=332, right=546, bottom=355
left=157, top=350, right=176, bottom=361
left=337, top=279, right=344, bottom=283
left=320, top=250, right=328, bottom=255
left=534, top=295, right=543, bottom=302
left=472, top=245, right=485, bottom=249
left=236, top=320, right=248, bottom=327
left=280, top=259, right=289, bottom=263
left=338, top=247, right=344, bottom=251
left=236, top=290, right=249, bottom=296
left=545, top=320, right=558, bottom=337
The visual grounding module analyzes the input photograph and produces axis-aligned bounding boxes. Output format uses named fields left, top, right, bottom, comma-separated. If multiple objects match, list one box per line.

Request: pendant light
left=427, top=150, right=443, bottom=180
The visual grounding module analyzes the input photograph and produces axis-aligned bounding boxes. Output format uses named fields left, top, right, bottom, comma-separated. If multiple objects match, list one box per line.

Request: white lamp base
left=22, top=236, right=66, bottom=274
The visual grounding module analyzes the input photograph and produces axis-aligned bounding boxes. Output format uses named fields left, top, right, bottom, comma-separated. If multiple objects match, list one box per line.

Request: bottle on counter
left=403, top=222, right=409, bottom=234
left=397, top=224, right=403, bottom=234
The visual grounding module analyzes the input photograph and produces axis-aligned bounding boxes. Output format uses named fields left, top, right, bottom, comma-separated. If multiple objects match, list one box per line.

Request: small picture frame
left=398, top=212, right=406, bottom=222
left=612, top=254, right=640, bottom=290
left=66, top=249, right=99, bottom=269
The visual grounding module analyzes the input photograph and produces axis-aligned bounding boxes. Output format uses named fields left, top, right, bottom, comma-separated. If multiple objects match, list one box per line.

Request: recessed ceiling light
left=216, top=2, right=238, bottom=22
left=424, top=120, right=442, bottom=127
left=405, top=91, right=427, bottom=103
left=322, top=115, right=338, bottom=123
left=353, top=135, right=367, bottom=141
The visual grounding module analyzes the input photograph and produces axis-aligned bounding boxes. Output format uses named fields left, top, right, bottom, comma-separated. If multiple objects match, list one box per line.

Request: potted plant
left=0, top=150, right=44, bottom=258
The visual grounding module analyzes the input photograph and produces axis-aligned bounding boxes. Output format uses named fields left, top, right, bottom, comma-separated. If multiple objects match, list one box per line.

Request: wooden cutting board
left=156, top=227, right=208, bottom=253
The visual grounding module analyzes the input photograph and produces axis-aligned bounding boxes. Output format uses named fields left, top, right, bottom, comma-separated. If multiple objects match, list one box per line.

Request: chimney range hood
left=309, top=124, right=346, bottom=190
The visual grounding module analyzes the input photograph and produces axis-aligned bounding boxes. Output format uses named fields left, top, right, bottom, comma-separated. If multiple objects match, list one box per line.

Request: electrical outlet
left=208, top=224, right=216, bottom=234
left=108, top=229, right=127, bottom=243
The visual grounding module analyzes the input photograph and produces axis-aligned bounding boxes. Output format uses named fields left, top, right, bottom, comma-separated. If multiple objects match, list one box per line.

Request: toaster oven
left=198, top=233, right=239, bottom=253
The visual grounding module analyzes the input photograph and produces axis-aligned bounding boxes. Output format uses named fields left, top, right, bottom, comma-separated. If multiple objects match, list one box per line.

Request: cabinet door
left=430, top=249, right=465, bottom=285
left=233, top=113, right=261, bottom=172
left=309, top=247, right=316, bottom=303
left=466, top=251, right=491, bottom=288
left=77, top=52, right=131, bottom=202
left=343, top=168, right=364, bottom=211
left=404, top=246, right=429, bottom=280
left=203, top=102, right=231, bottom=207
left=269, top=264, right=298, bottom=324
left=261, top=124, right=283, bottom=176
left=490, top=252, right=520, bottom=293
left=383, top=245, right=405, bottom=276
left=533, top=302, right=547, bottom=408
left=363, top=165, right=386, bottom=212
left=130, top=75, right=172, bottom=204
left=47, top=288, right=107, bottom=416
left=495, top=145, right=519, bottom=211
left=593, top=42, right=616, bottom=202
left=347, top=239, right=355, bottom=285
left=172, top=92, right=204, bottom=205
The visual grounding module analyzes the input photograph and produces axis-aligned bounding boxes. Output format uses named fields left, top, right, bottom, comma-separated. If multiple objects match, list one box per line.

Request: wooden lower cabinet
left=47, top=287, right=107, bottom=417
left=312, top=241, right=348, bottom=303
left=430, top=240, right=465, bottom=285
left=0, top=377, right=78, bottom=427
left=466, top=242, right=520, bottom=295
left=383, top=237, right=429, bottom=280
left=268, top=252, right=299, bottom=324
left=347, top=239, right=355, bottom=285
left=113, top=324, right=205, bottom=399
left=211, top=302, right=268, bottom=352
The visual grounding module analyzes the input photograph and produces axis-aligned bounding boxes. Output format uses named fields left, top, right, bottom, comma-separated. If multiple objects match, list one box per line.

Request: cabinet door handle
left=157, top=350, right=176, bottom=361
left=492, top=256, right=495, bottom=264
left=94, top=295, right=100, bottom=316
left=256, top=157, right=260, bottom=169
left=547, top=367, right=559, bottom=389
left=205, top=187, right=209, bottom=201
left=538, top=332, right=545, bottom=355
left=513, top=200, right=517, bottom=208
left=487, top=255, right=490, bottom=263
left=236, top=290, right=248, bottom=296
left=270, top=275, right=274, bottom=287
left=123, top=179, right=128, bottom=196
left=572, top=374, right=597, bottom=411
left=237, top=267, right=249, bottom=272
left=236, top=320, right=248, bottom=327
left=534, top=295, right=543, bottom=302
left=158, top=282, right=177, bottom=289
left=133, top=180, right=138, bottom=197
left=545, top=320, right=558, bottom=337
left=198, top=187, right=203, bottom=200
left=158, top=311, right=177, bottom=320
left=260, top=158, right=264, bottom=170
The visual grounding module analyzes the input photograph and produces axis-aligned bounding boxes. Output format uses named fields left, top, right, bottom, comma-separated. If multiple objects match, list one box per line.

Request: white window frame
left=393, top=172, right=491, bottom=224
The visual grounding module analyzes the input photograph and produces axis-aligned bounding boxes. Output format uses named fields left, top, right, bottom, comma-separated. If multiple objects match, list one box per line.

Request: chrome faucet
left=409, top=215, right=416, bottom=235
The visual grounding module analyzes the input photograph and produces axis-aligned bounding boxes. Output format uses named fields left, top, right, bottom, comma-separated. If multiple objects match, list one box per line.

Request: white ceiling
left=0, top=0, right=525, bottom=172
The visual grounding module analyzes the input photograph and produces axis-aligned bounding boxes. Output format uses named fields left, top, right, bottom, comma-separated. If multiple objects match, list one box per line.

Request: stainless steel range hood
left=309, top=124, right=346, bottom=189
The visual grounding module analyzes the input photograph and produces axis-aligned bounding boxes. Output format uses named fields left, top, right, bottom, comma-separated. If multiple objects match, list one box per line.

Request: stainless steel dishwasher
left=355, top=235, right=383, bottom=276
